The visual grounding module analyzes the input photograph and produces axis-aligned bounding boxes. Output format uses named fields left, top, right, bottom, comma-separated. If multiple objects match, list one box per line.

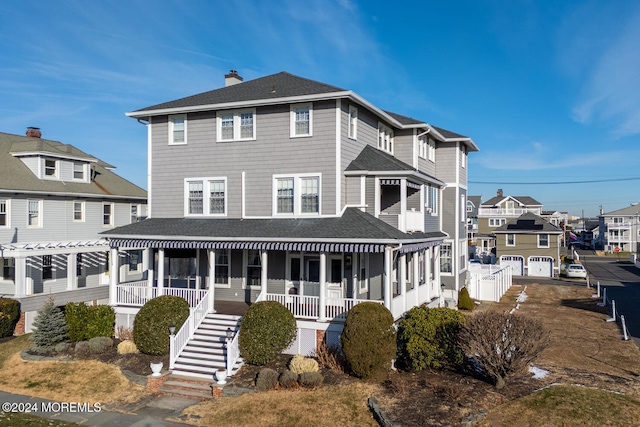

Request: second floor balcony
left=478, top=207, right=541, bottom=217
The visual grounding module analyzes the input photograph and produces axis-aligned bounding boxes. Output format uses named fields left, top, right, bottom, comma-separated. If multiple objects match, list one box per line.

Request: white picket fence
left=467, top=265, right=512, bottom=302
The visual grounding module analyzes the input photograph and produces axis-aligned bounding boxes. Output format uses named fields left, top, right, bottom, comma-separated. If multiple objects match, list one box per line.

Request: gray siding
left=392, top=131, right=414, bottom=167
left=434, top=142, right=458, bottom=183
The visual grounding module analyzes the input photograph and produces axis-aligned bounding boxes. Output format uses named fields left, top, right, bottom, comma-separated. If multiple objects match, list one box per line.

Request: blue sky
left=1, top=0, right=639, bottom=218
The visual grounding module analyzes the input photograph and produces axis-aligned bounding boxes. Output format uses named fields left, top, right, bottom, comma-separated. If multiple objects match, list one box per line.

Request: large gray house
left=104, top=71, right=477, bottom=379
left=0, top=129, right=147, bottom=332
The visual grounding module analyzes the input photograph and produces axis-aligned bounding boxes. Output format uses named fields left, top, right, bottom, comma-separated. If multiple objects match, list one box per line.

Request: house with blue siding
left=104, top=70, right=478, bottom=379
left=0, top=128, right=147, bottom=332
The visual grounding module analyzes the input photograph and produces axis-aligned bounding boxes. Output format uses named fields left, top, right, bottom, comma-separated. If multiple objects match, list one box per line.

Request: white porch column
left=109, top=248, right=119, bottom=305
left=383, top=247, right=392, bottom=310
left=399, top=252, right=406, bottom=315
left=157, top=248, right=165, bottom=295
left=14, top=256, right=27, bottom=298
left=66, top=253, right=77, bottom=291
left=413, top=251, right=420, bottom=306
left=400, top=178, right=407, bottom=232
left=144, top=249, right=154, bottom=287
left=425, top=248, right=432, bottom=301
left=260, top=250, right=268, bottom=299
left=208, top=249, right=216, bottom=313
left=319, top=252, right=327, bottom=322
left=352, top=253, right=358, bottom=299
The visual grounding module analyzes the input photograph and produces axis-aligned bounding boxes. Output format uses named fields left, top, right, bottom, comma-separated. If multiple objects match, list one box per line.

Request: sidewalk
left=0, top=390, right=198, bottom=426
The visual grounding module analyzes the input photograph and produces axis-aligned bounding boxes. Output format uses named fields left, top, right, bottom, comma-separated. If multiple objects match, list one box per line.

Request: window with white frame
left=290, top=103, right=312, bottom=137
left=274, top=174, right=320, bottom=215
left=128, top=250, right=141, bottom=272
left=378, top=123, right=394, bottom=153
left=466, top=200, right=474, bottom=212
left=76, top=253, right=84, bottom=276
left=460, top=146, right=467, bottom=168
left=169, top=114, right=187, bottom=145
left=103, top=203, right=113, bottom=226
left=427, top=137, right=435, bottom=162
left=538, top=234, right=549, bottom=248
left=506, top=233, right=515, bottom=246
left=217, top=109, right=256, bottom=141
left=440, top=243, right=452, bottom=273
left=427, top=186, right=438, bottom=214
left=28, top=200, right=41, bottom=227
left=358, top=253, right=368, bottom=293
left=73, top=201, right=84, bottom=222
left=42, top=255, right=53, bottom=280
left=245, top=250, right=262, bottom=287
left=131, top=204, right=139, bottom=223
left=214, top=250, right=230, bottom=287
left=489, top=218, right=506, bottom=227
left=460, top=195, right=466, bottom=222
left=1, top=258, right=15, bottom=281
left=185, top=178, right=227, bottom=216
left=348, top=106, right=358, bottom=139
left=0, top=200, right=7, bottom=227
left=418, top=135, right=427, bottom=159
left=44, top=158, right=57, bottom=177
left=73, top=162, right=85, bottom=180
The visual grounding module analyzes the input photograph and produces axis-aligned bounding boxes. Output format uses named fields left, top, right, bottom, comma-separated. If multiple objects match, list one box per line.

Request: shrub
left=298, top=371, right=323, bottom=388
left=289, top=354, right=319, bottom=374
left=278, top=370, right=298, bottom=389
left=0, top=299, right=20, bottom=338
left=255, top=368, right=279, bottom=391
left=54, top=342, right=71, bottom=353
left=458, top=287, right=474, bottom=311
left=117, top=339, right=139, bottom=355
left=133, top=295, right=189, bottom=356
left=397, top=306, right=466, bottom=371
left=239, top=301, right=297, bottom=365
left=65, top=303, right=115, bottom=342
left=314, top=341, right=345, bottom=373
left=30, top=297, right=68, bottom=351
left=341, top=302, right=396, bottom=379
left=459, top=311, right=550, bottom=389
left=117, top=326, right=134, bottom=341
left=88, top=336, right=113, bottom=353
left=75, top=340, right=90, bottom=354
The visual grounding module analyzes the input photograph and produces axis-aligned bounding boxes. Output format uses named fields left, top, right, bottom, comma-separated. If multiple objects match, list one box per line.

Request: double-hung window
left=1, top=258, right=15, bottom=281
left=73, top=201, right=84, bottom=222
left=274, top=174, right=320, bottom=216
left=378, top=123, right=394, bottom=154
left=169, top=114, right=187, bottom=145
left=214, top=250, right=230, bottom=287
left=440, top=243, right=452, bottom=273
left=358, top=253, right=369, bottom=294
left=42, top=255, right=53, bottom=280
left=28, top=200, right=41, bottom=227
left=290, top=103, right=312, bottom=137
left=428, top=137, right=435, bottom=162
left=103, top=203, right=114, bottom=226
left=538, top=234, right=549, bottom=248
left=418, top=135, right=427, bottom=159
left=73, top=162, right=85, bottom=180
left=185, top=178, right=227, bottom=216
left=506, top=234, right=516, bottom=246
left=245, top=250, right=262, bottom=288
left=44, top=159, right=57, bottom=177
left=217, top=109, right=256, bottom=141
left=460, top=146, right=467, bottom=168
left=348, top=106, right=358, bottom=139
left=427, top=186, right=438, bottom=215
left=0, top=200, right=7, bottom=227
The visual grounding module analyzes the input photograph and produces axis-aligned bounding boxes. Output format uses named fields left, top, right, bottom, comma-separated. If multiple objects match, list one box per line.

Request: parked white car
left=565, top=264, right=587, bottom=279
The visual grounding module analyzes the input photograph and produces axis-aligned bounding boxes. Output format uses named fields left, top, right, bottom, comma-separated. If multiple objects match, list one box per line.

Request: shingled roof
left=494, top=212, right=562, bottom=233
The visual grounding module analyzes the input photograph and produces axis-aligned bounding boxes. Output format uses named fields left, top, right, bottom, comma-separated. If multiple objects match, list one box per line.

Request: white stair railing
left=225, top=331, right=241, bottom=376
left=169, top=288, right=211, bottom=370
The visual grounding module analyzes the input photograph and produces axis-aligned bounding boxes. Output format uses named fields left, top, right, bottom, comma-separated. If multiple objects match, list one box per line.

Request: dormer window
left=73, top=162, right=85, bottom=180
left=378, top=123, right=394, bottom=154
left=44, top=159, right=57, bottom=177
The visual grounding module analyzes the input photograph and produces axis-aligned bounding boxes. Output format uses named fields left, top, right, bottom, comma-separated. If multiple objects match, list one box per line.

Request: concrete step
left=158, top=376, right=215, bottom=400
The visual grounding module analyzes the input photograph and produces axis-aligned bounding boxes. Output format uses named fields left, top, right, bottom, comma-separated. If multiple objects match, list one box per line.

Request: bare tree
left=459, top=311, right=549, bottom=389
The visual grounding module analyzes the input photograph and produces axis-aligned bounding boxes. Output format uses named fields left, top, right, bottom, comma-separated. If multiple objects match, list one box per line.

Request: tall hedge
left=133, top=295, right=189, bottom=356
left=65, top=303, right=115, bottom=342
left=341, top=302, right=396, bottom=379
left=397, top=306, right=466, bottom=371
left=0, top=299, right=20, bottom=338
left=458, top=287, right=474, bottom=311
left=239, top=300, right=297, bottom=365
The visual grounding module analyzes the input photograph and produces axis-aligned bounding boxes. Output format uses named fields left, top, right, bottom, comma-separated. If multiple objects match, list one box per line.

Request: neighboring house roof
left=481, top=195, right=542, bottom=207
left=494, top=212, right=563, bottom=234
left=0, top=132, right=146, bottom=199
left=468, top=196, right=482, bottom=215
left=102, top=207, right=447, bottom=249
left=345, top=145, right=444, bottom=186
left=601, top=204, right=640, bottom=216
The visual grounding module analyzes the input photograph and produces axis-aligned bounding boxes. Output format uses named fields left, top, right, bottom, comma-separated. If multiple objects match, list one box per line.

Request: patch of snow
left=516, top=292, right=528, bottom=302
left=529, top=365, right=549, bottom=379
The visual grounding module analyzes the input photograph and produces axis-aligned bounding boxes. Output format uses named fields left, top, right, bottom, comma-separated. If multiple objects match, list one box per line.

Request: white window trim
left=42, top=254, right=55, bottom=281
left=0, top=199, right=9, bottom=228
left=103, top=202, right=114, bottom=227
left=216, top=108, right=256, bottom=142
left=184, top=177, right=228, bottom=217
left=73, top=201, right=85, bottom=222
left=426, top=186, right=438, bottom=215
left=439, top=242, right=453, bottom=275
left=290, top=103, right=313, bottom=138
left=358, top=252, right=369, bottom=294
left=418, top=135, right=427, bottom=159
left=242, top=249, right=262, bottom=289
left=489, top=218, right=506, bottom=227
left=461, top=146, right=467, bottom=169
left=272, top=173, right=322, bottom=217
left=538, top=234, right=550, bottom=248
left=460, top=195, right=466, bottom=222
left=348, top=106, right=358, bottom=140
left=378, top=122, right=394, bottom=154
left=72, top=162, right=86, bottom=181
left=169, top=114, right=187, bottom=145
left=506, top=234, right=516, bottom=246
left=27, top=199, right=43, bottom=228
left=214, top=249, right=231, bottom=288
left=427, top=137, right=436, bottom=162
left=43, top=158, right=58, bottom=179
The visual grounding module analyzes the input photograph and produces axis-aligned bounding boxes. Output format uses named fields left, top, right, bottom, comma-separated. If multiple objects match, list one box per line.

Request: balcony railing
left=115, top=282, right=208, bottom=308
left=478, top=207, right=541, bottom=216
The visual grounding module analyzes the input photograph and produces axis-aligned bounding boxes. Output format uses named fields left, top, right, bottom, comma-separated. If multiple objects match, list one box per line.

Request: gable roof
left=481, top=195, right=542, bottom=207
left=601, top=204, right=640, bottom=216
left=345, top=145, right=444, bottom=186
left=494, top=212, right=562, bottom=234
left=0, top=132, right=146, bottom=199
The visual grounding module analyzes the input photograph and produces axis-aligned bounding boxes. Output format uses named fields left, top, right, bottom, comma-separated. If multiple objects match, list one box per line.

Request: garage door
left=528, top=256, right=553, bottom=277
left=500, top=255, right=524, bottom=276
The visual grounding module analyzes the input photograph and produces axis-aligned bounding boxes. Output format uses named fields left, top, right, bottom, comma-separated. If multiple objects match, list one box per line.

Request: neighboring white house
left=0, top=128, right=147, bottom=333
left=597, top=204, right=640, bottom=253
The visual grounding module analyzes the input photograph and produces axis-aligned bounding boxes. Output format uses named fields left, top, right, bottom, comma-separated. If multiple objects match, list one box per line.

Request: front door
left=287, top=255, right=302, bottom=295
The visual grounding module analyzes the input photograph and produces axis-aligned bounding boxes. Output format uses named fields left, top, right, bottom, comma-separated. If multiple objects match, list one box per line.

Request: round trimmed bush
left=117, top=339, right=139, bottom=355
left=278, top=370, right=299, bottom=388
left=458, top=287, right=474, bottom=311
left=239, top=301, right=297, bottom=365
left=397, top=306, right=466, bottom=371
left=255, top=368, right=279, bottom=391
left=88, top=336, right=113, bottom=353
left=340, top=302, right=396, bottom=379
left=133, top=295, right=189, bottom=356
left=299, top=371, right=323, bottom=388
left=289, top=354, right=319, bottom=374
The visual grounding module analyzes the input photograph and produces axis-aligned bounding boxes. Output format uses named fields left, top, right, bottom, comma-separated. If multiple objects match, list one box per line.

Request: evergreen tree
left=30, top=297, right=69, bottom=351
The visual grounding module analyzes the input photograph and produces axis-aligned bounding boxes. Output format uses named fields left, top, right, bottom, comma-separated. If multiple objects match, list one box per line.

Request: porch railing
left=115, top=282, right=208, bottom=308
left=170, top=288, right=211, bottom=370
left=263, top=293, right=383, bottom=321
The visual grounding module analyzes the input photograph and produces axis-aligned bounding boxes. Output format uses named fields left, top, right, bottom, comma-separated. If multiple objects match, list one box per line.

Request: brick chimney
left=497, top=189, right=503, bottom=198
left=26, top=127, right=42, bottom=138
left=224, top=70, right=243, bottom=87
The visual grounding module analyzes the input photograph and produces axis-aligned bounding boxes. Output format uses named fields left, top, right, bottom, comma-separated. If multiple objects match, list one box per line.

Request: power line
left=469, top=177, right=640, bottom=185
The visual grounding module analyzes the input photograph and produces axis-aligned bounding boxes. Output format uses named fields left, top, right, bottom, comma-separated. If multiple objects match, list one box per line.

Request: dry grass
left=180, top=383, right=382, bottom=427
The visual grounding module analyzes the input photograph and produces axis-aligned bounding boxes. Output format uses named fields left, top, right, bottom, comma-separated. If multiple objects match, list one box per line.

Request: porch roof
left=103, top=208, right=447, bottom=253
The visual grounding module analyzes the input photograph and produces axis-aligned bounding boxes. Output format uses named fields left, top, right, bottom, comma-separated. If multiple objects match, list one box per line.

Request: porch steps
left=171, top=313, right=243, bottom=381
left=158, top=374, right=215, bottom=400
